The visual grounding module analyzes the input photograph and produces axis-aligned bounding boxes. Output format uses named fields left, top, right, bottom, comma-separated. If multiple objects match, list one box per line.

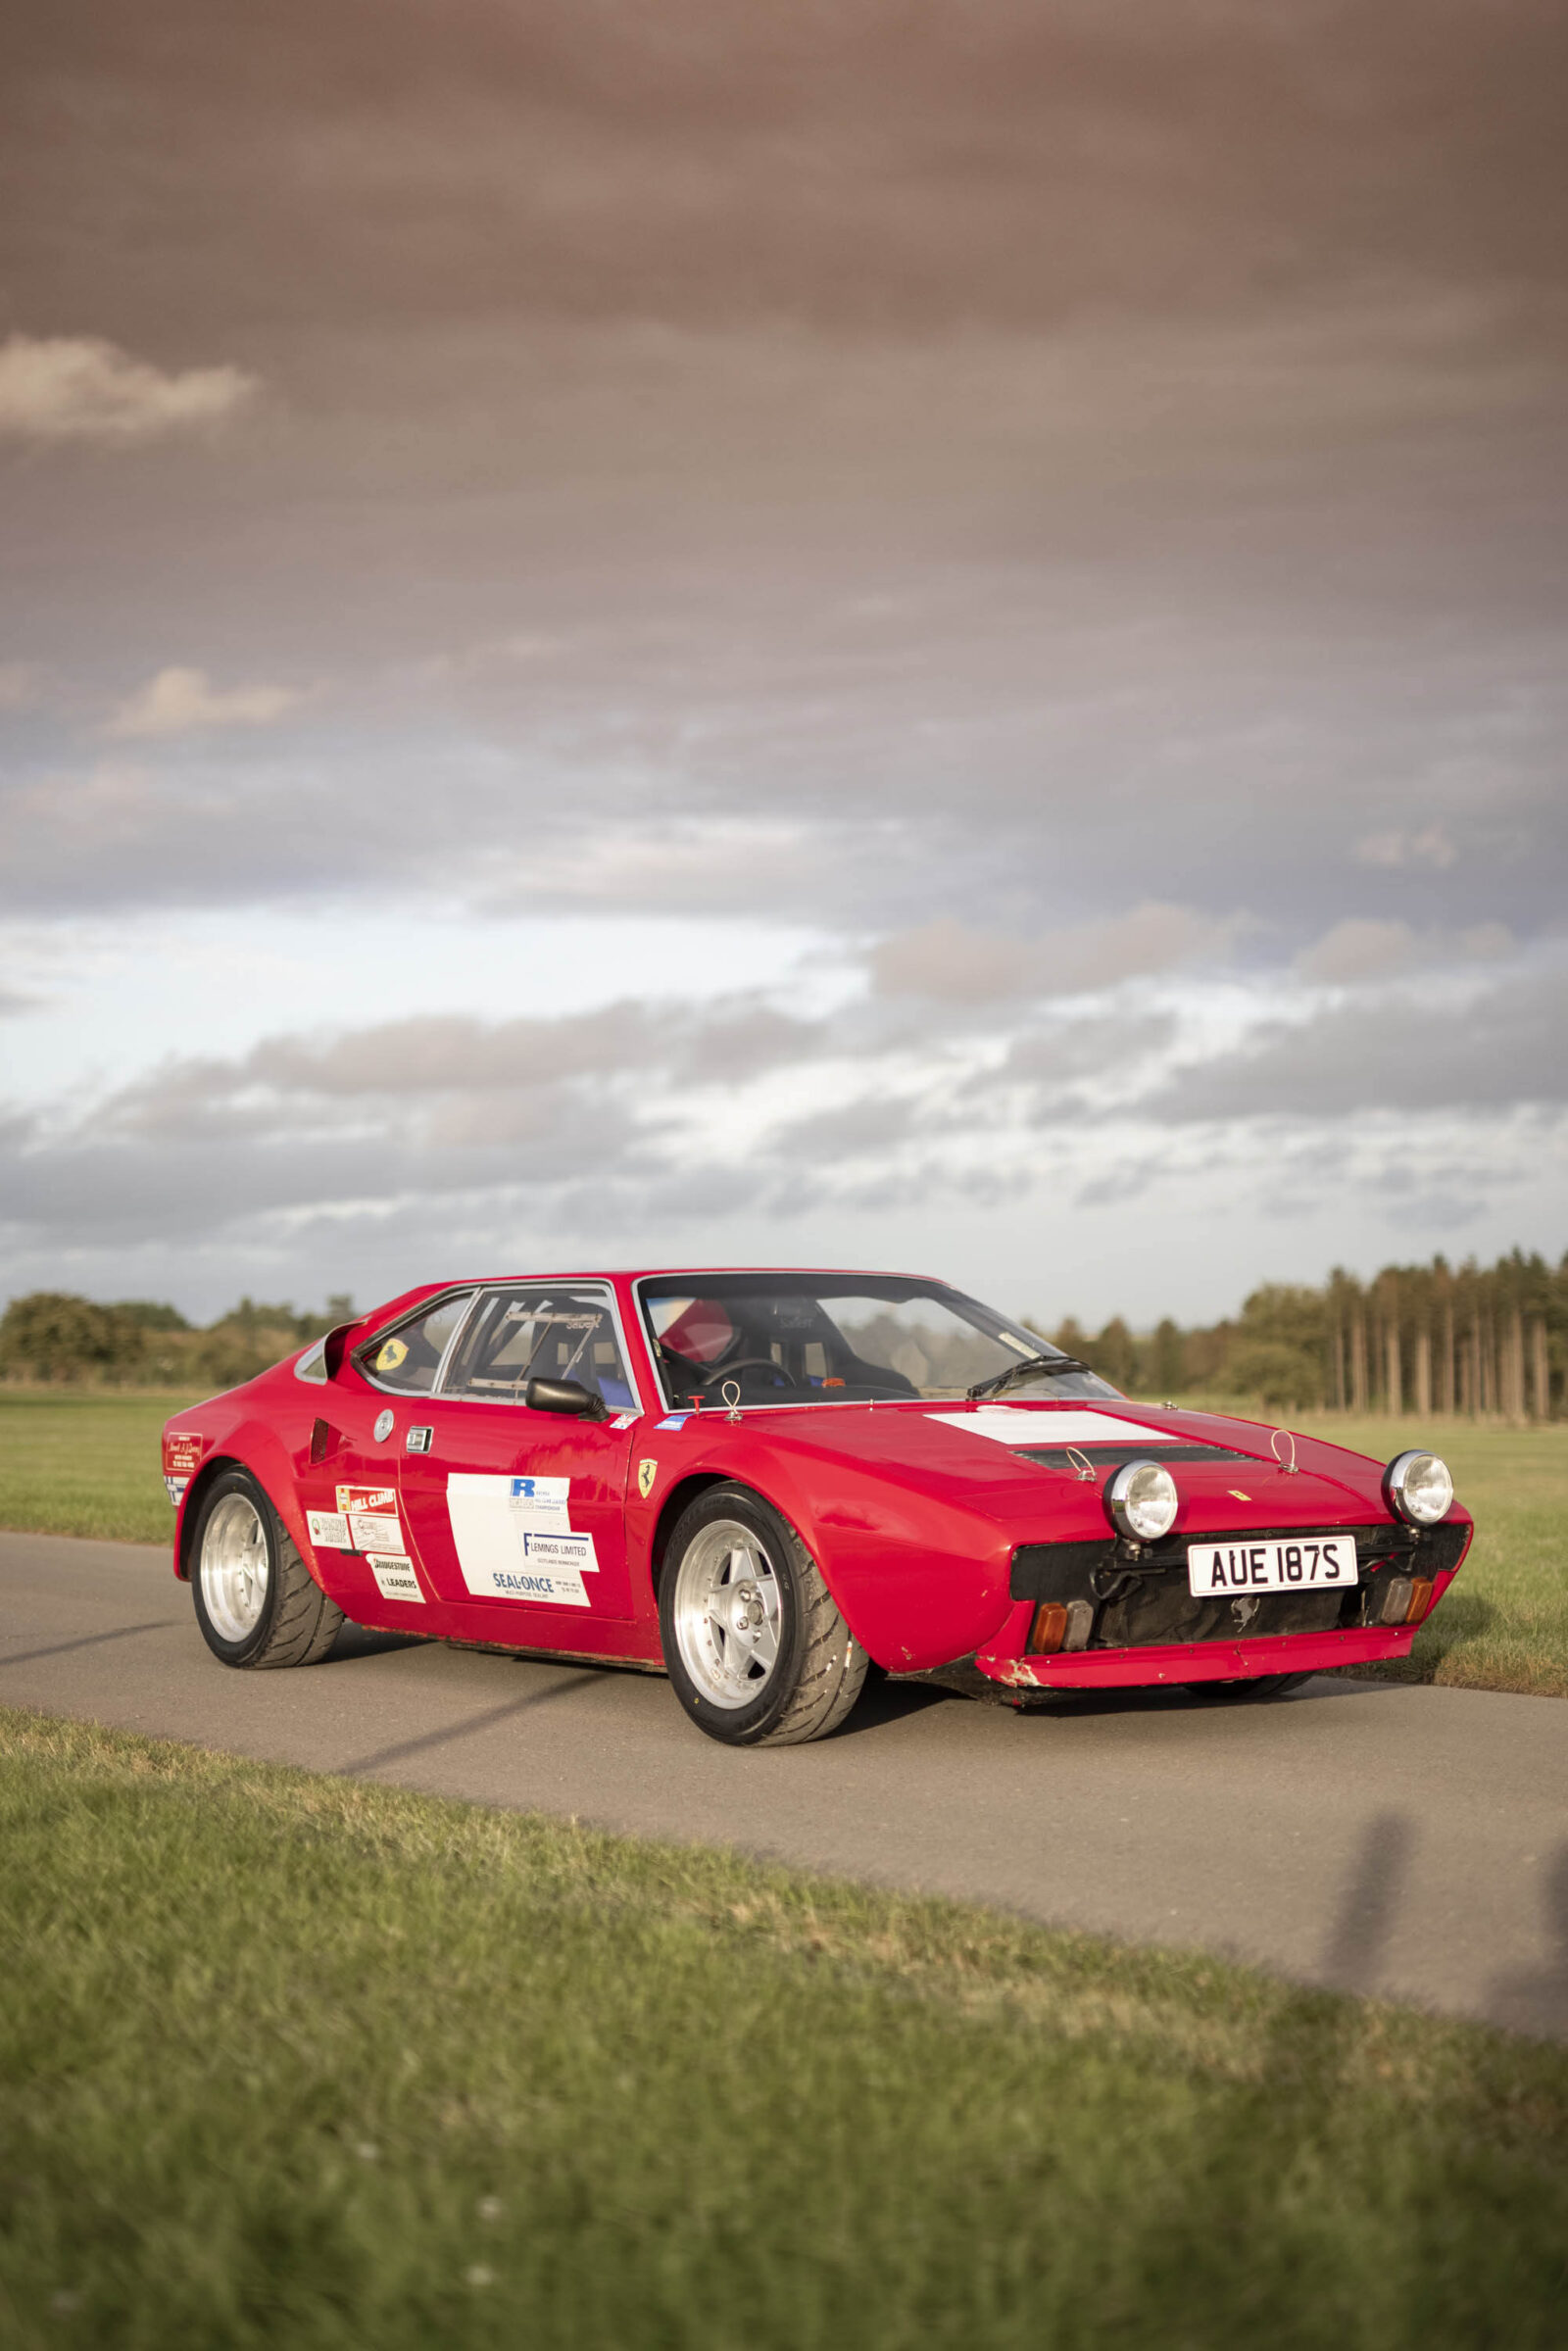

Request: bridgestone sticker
left=308, top=1509, right=352, bottom=1549
left=367, top=1551, right=424, bottom=1603
left=446, top=1472, right=597, bottom=1607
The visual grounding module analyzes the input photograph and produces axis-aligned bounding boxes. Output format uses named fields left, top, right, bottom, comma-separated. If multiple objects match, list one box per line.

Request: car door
left=396, top=1281, right=642, bottom=1636
left=297, top=1288, right=478, bottom=1621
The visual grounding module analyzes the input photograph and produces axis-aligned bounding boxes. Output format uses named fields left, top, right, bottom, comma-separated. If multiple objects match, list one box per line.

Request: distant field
left=1294, top=1413, right=1568, bottom=1699
left=0, top=1389, right=201, bottom=1545
left=2, top=1706, right=1565, bottom=2350
left=1, top=1390, right=1564, bottom=1696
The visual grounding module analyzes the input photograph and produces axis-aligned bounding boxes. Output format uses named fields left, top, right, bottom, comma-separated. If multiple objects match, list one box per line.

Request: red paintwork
left=161, top=1267, right=1472, bottom=1695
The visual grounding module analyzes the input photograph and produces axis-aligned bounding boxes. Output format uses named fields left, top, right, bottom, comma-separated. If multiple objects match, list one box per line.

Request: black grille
left=1011, top=1444, right=1251, bottom=1471
left=1009, top=1520, right=1468, bottom=1649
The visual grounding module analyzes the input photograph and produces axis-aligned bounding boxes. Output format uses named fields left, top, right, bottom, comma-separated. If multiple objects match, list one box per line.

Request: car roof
left=442, top=1266, right=944, bottom=1287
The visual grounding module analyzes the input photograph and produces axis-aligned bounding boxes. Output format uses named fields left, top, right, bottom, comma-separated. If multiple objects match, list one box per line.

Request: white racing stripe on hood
left=929, top=1407, right=1175, bottom=1447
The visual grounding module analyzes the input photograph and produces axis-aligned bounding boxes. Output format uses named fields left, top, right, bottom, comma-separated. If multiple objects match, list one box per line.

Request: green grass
left=3, top=1390, right=1565, bottom=1695
left=1294, top=1414, right=1568, bottom=1699
left=0, top=1388, right=202, bottom=1544
left=1, top=1707, right=1565, bottom=2350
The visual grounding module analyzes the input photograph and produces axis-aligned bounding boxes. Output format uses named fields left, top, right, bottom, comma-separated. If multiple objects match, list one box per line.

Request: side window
left=356, top=1292, right=474, bottom=1395
left=445, top=1286, right=634, bottom=1409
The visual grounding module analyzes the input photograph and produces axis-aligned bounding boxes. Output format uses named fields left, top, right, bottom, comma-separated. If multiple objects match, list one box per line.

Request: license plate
left=1186, top=1534, right=1358, bottom=1596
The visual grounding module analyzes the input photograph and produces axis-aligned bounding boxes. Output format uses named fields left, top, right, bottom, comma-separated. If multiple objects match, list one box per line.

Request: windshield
left=638, top=1274, right=1123, bottom=1408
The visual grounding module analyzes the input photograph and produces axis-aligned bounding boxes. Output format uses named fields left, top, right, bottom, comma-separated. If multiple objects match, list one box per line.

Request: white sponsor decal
left=516, top=1529, right=597, bottom=1576
left=446, top=1473, right=597, bottom=1607
left=308, top=1509, right=352, bottom=1549
left=164, top=1475, right=188, bottom=1507
left=349, top=1512, right=401, bottom=1549
left=930, top=1407, right=1176, bottom=1448
left=335, top=1483, right=402, bottom=1549
left=367, top=1551, right=424, bottom=1603
left=609, top=1411, right=639, bottom=1430
left=507, top=1474, right=571, bottom=1530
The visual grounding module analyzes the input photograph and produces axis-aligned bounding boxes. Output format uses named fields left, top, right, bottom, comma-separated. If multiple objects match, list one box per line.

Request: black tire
left=1191, top=1672, right=1314, bottom=1701
left=190, top=1467, right=345, bottom=1669
left=658, top=1483, right=868, bottom=1746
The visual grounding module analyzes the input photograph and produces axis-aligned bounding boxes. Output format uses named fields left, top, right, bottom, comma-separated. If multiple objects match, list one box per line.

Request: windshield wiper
left=966, top=1353, right=1093, bottom=1401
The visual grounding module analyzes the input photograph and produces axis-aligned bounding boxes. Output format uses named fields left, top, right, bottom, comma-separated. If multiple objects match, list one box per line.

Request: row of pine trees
left=1034, top=1248, right=1566, bottom=1418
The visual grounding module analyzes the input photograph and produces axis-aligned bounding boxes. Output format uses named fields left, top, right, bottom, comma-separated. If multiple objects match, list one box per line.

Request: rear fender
left=175, top=1426, right=323, bottom=1593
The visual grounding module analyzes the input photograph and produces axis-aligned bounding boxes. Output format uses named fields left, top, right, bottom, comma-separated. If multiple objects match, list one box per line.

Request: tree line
left=0, top=1292, right=354, bottom=1392
left=1033, top=1246, right=1565, bottom=1418
left=3, top=1247, right=1564, bottom=1418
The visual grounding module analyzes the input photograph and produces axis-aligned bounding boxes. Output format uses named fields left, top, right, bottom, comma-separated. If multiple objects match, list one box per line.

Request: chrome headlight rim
left=1383, top=1448, right=1454, bottom=1528
left=1104, top=1458, right=1180, bottom=1543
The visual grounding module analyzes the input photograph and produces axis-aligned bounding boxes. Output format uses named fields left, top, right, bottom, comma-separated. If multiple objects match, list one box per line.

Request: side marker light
left=1028, top=1602, right=1068, bottom=1653
left=1027, top=1598, right=1095, bottom=1655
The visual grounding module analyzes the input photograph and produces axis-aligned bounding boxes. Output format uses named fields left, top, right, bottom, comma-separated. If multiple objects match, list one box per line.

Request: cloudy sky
left=2, top=1, right=1565, bottom=1325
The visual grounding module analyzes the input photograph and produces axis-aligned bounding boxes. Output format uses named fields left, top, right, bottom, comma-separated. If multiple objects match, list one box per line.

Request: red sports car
left=162, top=1268, right=1470, bottom=1744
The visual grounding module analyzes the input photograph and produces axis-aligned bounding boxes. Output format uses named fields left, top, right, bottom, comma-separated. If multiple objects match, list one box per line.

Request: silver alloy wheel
left=199, top=1493, right=271, bottom=1643
left=671, top=1517, right=783, bottom=1708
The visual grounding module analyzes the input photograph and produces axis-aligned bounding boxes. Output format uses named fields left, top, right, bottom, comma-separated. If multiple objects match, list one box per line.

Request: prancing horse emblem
left=637, top=1459, right=658, bottom=1500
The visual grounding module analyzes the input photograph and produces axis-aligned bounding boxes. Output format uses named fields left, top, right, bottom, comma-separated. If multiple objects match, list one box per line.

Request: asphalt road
left=4, top=1529, right=1565, bottom=2040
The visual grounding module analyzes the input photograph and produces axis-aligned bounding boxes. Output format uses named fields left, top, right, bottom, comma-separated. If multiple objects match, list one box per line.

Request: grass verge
left=1295, top=1414, right=1568, bottom=1698
left=2, top=1706, right=1566, bottom=2349
left=2, top=1391, right=1565, bottom=1696
left=0, top=1388, right=202, bottom=1544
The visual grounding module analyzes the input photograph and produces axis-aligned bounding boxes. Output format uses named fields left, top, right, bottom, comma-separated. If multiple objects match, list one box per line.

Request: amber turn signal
left=1403, top=1577, right=1435, bottom=1625
left=1028, top=1602, right=1069, bottom=1654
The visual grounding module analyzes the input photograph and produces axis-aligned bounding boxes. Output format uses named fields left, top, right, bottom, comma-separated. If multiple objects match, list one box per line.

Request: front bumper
left=971, top=1513, right=1471, bottom=1691
left=976, top=1620, right=1424, bottom=1691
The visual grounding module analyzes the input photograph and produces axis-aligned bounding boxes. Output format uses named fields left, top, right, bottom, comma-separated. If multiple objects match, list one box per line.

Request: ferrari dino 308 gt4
left=162, top=1268, right=1469, bottom=1745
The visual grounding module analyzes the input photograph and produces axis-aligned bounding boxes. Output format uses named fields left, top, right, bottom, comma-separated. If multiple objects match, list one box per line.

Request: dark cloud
left=8, top=5, right=1568, bottom=342
left=1146, top=963, right=1568, bottom=1121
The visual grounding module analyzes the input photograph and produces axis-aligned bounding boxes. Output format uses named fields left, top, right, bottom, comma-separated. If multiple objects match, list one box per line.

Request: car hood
left=727, top=1396, right=1398, bottom=1536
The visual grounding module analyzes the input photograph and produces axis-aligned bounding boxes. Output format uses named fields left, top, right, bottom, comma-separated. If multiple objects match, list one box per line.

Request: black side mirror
left=525, top=1376, right=609, bottom=1421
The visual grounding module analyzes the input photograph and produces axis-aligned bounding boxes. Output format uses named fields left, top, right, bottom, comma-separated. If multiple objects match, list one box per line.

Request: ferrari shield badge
left=637, top=1459, right=658, bottom=1500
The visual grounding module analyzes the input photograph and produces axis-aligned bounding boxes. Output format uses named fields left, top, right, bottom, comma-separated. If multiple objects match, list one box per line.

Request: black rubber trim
left=1011, top=1444, right=1251, bottom=1470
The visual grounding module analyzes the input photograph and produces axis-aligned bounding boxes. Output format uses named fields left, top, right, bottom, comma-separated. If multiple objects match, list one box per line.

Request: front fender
left=631, top=1426, right=1018, bottom=1672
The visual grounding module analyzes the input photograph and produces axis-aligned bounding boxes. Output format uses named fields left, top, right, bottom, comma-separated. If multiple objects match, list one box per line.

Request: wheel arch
left=176, top=1453, right=243, bottom=1579
left=645, top=1464, right=884, bottom=1653
left=648, top=1472, right=733, bottom=1599
left=176, top=1439, right=323, bottom=1594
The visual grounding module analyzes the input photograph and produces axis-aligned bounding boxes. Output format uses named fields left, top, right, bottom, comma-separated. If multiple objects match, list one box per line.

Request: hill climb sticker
left=447, top=1472, right=598, bottom=1607
left=335, top=1484, right=405, bottom=1550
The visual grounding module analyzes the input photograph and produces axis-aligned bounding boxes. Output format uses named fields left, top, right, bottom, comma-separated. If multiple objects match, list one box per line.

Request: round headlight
left=1104, top=1459, right=1179, bottom=1543
left=1384, top=1449, right=1453, bottom=1527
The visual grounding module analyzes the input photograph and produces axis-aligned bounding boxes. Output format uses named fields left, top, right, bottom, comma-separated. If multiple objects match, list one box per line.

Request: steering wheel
left=702, top=1355, right=793, bottom=1387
